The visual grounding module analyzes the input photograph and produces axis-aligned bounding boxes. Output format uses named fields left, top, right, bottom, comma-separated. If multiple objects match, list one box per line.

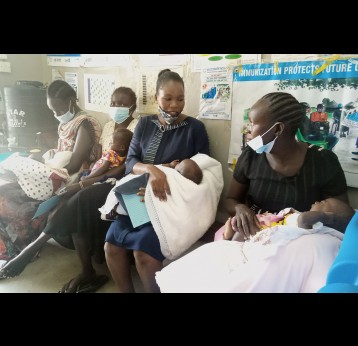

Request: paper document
left=121, top=193, right=150, bottom=228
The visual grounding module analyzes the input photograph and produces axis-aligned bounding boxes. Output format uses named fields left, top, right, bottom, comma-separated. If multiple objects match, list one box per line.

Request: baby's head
left=174, top=159, right=203, bottom=184
left=111, top=128, right=133, bottom=155
left=311, top=198, right=354, bottom=217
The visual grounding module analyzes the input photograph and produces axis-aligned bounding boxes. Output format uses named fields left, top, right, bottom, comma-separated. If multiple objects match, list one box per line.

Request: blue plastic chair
left=318, top=211, right=358, bottom=293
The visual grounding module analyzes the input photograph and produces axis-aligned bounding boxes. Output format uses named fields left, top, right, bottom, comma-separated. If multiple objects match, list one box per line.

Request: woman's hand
left=161, top=160, right=180, bottom=169
left=233, top=204, right=261, bottom=240
left=60, top=183, right=82, bottom=199
left=148, top=166, right=170, bottom=201
left=223, top=217, right=245, bottom=241
left=168, top=160, right=180, bottom=168
left=137, top=187, right=146, bottom=202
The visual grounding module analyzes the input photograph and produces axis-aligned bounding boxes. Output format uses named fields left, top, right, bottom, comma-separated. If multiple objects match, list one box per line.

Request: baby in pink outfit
left=215, top=198, right=354, bottom=242
left=82, top=128, right=132, bottom=181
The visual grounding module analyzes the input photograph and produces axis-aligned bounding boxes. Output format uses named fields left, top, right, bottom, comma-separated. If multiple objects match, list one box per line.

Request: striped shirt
left=143, top=119, right=188, bottom=164
left=125, top=115, right=210, bottom=174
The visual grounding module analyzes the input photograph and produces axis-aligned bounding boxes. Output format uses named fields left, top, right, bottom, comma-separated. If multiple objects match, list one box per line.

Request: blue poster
left=230, top=59, right=358, bottom=187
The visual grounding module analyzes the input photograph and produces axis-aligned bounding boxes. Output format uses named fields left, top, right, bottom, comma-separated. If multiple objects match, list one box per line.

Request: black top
left=233, top=145, right=347, bottom=213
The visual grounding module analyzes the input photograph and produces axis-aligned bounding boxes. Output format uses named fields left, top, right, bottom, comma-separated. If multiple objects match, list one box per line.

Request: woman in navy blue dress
left=104, top=69, right=210, bottom=293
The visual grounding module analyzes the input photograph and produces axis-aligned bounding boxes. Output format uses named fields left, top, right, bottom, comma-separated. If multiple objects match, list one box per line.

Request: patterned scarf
left=57, top=111, right=102, bottom=163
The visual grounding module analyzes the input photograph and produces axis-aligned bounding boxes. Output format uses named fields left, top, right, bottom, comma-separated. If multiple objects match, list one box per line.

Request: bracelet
left=79, top=181, right=85, bottom=190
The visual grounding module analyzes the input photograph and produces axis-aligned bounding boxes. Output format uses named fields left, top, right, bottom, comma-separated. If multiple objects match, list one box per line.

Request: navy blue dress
left=105, top=115, right=210, bottom=261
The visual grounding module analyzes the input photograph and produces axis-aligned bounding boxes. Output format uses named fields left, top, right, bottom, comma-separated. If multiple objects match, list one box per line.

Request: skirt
left=105, top=215, right=165, bottom=262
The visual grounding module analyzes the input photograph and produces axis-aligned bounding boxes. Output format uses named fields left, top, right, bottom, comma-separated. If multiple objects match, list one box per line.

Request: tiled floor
left=0, top=172, right=214, bottom=293
left=0, top=240, right=144, bottom=293
left=0, top=172, right=221, bottom=293
left=0, top=239, right=207, bottom=293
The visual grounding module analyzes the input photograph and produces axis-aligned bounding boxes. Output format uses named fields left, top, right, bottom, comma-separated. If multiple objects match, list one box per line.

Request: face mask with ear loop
left=54, top=99, right=76, bottom=124
left=247, top=122, right=279, bottom=154
left=158, top=106, right=180, bottom=125
left=109, top=104, right=135, bottom=124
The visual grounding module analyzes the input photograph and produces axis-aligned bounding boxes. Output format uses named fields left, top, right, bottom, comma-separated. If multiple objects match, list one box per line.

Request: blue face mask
left=109, top=105, right=134, bottom=124
left=158, top=106, right=180, bottom=125
left=247, top=122, right=279, bottom=154
left=54, top=101, right=75, bottom=124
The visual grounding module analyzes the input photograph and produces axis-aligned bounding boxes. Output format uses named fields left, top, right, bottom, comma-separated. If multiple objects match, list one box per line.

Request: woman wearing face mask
left=215, top=92, right=349, bottom=242
left=104, top=69, right=210, bottom=293
left=164, top=92, right=352, bottom=293
left=0, top=80, right=101, bottom=263
left=100, top=87, right=139, bottom=156
left=48, top=80, right=102, bottom=172
left=0, top=86, right=139, bottom=294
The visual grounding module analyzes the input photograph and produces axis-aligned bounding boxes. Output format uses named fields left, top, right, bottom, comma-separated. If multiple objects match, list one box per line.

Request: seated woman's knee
left=104, top=242, right=117, bottom=256
left=133, top=250, right=156, bottom=266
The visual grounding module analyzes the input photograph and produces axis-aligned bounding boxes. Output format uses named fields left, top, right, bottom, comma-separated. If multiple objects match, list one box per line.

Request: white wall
left=0, top=54, right=44, bottom=90
left=1, top=54, right=357, bottom=214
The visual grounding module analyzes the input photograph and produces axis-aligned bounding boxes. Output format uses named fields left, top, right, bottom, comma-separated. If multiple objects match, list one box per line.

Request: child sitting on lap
left=82, top=128, right=133, bottom=182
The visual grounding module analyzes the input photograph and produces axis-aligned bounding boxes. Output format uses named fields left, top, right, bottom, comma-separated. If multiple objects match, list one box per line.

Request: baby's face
left=111, top=139, right=124, bottom=153
left=174, top=159, right=193, bottom=178
left=311, top=198, right=348, bottom=213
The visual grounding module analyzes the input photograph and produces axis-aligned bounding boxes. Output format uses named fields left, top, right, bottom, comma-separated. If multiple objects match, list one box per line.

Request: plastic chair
left=296, top=128, right=328, bottom=149
left=318, top=211, right=358, bottom=293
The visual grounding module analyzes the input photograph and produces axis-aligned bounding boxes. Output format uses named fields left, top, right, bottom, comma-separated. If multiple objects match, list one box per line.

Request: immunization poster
left=199, top=67, right=233, bottom=120
left=229, top=59, right=358, bottom=188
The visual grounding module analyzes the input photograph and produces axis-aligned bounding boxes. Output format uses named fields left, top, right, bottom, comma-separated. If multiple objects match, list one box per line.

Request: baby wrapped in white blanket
left=99, top=153, right=224, bottom=260
left=43, top=150, right=72, bottom=169
left=156, top=198, right=354, bottom=293
left=156, top=224, right=343, bottom=293
left=0, top=149, right=79, bottom=201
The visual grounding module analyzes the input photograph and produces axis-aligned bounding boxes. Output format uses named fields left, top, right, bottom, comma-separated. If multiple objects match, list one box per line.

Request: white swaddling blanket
left=98, top=173, right=139, bottom=218
left=43, top=150, right=72, bottom=169
left=146, top=153, right=223, bottom=260
left=0, top=150, right=85, bottom=201
left=99, top=153, right=224, bottom=260
left=156, top=223, right=343, bottom=293
left=0, top=153, right=70, bottom=201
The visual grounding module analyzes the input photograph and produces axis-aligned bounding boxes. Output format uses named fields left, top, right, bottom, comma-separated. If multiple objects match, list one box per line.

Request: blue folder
left=114, top=173, right=150, bottom=228
left=32, top=194, right=62, bottom=219
left=121, top=193, right=150, bottom=228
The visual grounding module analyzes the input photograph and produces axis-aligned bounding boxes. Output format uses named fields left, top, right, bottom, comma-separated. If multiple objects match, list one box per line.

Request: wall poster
left=229, top=59, right=358, bottom=188
left=47, top=54, right=81, bottom=67
left=84, top=74, right=119, bottom=113
left=65, top=72, right=78, bottom=96
left=199, top=66, right=233, bottom=120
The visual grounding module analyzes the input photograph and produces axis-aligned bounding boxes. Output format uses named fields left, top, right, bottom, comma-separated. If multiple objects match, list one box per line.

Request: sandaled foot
left=0, top=261, right=8, bottom=279
left=59, top=274, right=109, bottom=293
left=76, top=275, right=109, bottom=293
left=0, top=252, right=33, bottom=278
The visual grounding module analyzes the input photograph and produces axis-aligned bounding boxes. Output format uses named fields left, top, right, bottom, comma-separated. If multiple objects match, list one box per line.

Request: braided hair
left=258, top=92, right=305, bottom=135
left=156, top=69, right=184, bottom=95
left=47, top=80, right=77, bottom=101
